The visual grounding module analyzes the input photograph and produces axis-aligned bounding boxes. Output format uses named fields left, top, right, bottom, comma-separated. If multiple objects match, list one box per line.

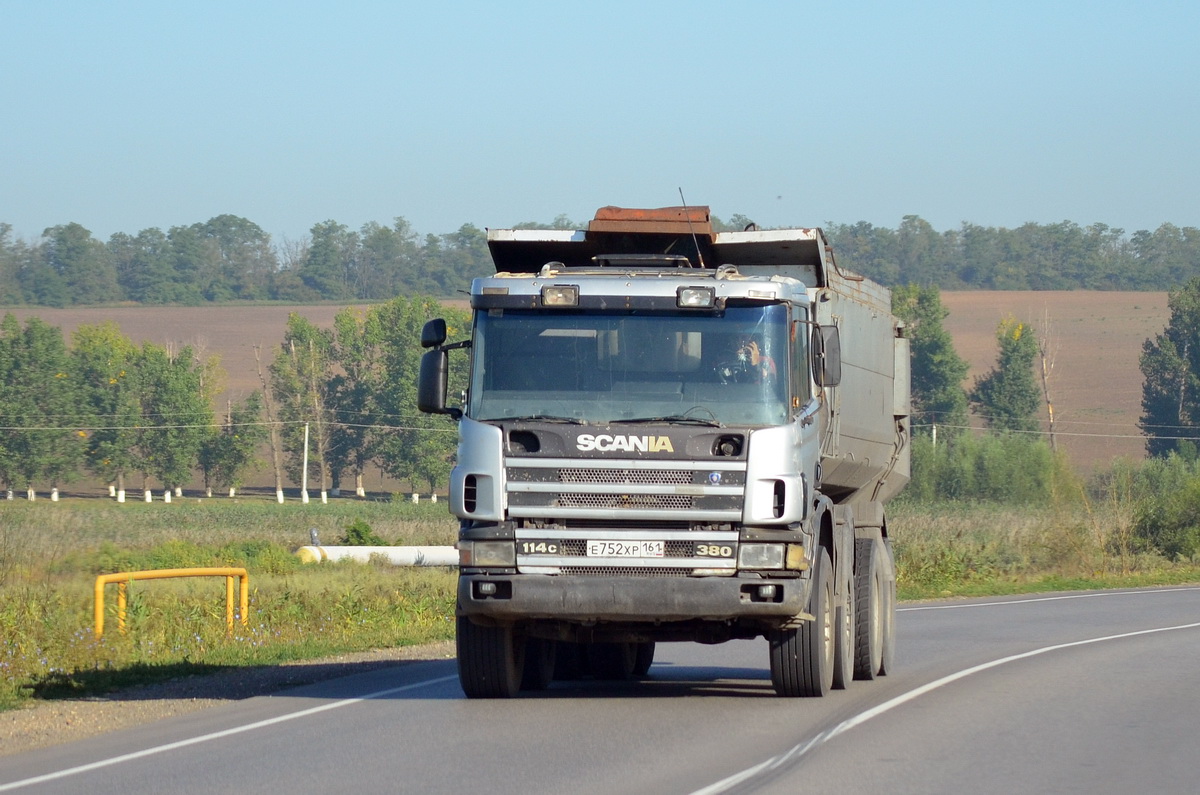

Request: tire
left=878, top=537, right=897, bottom=676
left=854, top=536, right=885, bottom=680
left=456, top=615, right=524, bottom=699
left=521, top=638, right=557, bottom=691
left=769, top=548, right=834, bottom=697
left=591, top=642, right=637, bottom=680
left=632, top=642, right=656, bottom=677
left=832, top=587, right=854, bottom=690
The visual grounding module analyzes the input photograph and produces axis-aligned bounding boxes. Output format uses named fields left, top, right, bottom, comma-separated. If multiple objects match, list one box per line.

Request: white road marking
left=0, top=674, right=458, bottom=792
left=694, top=591, right=1200, bottom=794
left=898, top=585, right=1200, bottom=611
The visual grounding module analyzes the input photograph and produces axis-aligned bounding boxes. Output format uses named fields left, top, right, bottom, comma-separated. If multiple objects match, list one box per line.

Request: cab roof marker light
left=541, top=285, right=579, bottom=307
left=747, top=289, right=777, bottom=299
left=677, top=286, right=715, bottom=308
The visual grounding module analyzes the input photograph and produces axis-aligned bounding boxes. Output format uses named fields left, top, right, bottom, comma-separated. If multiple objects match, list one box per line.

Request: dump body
left=420, top=205, right=908, bottom=697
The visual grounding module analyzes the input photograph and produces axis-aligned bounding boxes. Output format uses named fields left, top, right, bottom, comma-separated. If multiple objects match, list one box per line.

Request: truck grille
left=559, top=566, right=694, bottom=578
left=558, top=468, right=692, bottom=485
left=558, top=493, right=693, bottom=510
left=505, top=457, right=745, bottom=522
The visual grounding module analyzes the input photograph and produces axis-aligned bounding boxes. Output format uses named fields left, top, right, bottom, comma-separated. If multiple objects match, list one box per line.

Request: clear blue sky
left=3, top=0, right=1197, bottom=243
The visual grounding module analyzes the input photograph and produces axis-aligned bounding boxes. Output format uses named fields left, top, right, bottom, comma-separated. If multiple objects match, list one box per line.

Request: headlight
left=677, top=286, right=715, bottom=308
left=458, top=540, right=516, bottom=567
left=737, top=543, right=785, bottom=569
left=541, top=285, right=579, bottom=307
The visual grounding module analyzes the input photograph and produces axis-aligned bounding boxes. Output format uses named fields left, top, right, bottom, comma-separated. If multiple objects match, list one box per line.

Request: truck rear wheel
left=853, top=536, right=885, bottom=680
left=457, top=615, right=525, bottom=698
left=769, top=548, right=834, bottom=697
left=878, top=538, right=897, bottom=676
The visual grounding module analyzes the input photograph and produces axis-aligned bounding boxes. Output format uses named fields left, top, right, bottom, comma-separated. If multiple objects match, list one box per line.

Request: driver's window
left=791, top=314, right=811, bottom=411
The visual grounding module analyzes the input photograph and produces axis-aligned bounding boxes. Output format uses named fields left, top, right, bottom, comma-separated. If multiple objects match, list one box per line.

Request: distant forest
left=2, top=213, right=1198, bottom=307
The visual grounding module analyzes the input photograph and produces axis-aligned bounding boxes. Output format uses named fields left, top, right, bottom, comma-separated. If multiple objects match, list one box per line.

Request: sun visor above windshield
left=485, top=206, right=836, bottom=287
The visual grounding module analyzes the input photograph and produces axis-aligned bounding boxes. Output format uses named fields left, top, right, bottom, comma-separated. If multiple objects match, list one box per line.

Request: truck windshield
left=468, top=304, right=790, bottom=426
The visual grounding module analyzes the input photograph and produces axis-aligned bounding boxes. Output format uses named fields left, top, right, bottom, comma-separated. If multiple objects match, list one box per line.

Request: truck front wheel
left=769, top=548, right=834, bottom=697
left=457, top=615, right=525, bottom=698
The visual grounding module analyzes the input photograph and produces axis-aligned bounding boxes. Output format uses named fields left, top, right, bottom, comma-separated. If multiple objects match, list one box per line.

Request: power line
left=0, top=420, right=456, bottom=433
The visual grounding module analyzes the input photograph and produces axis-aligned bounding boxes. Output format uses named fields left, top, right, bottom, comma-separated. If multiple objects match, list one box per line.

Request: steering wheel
left=714, top=359, right=754, bottom=384
left=714, top=357, right=776, bottom=385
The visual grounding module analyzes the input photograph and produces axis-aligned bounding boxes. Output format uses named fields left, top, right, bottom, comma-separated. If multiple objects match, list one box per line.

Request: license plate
left=586, top=540, right=664, bottom=558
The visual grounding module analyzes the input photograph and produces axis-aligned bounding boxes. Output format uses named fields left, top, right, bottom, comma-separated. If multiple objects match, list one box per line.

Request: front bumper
left=458, top=573, right=807, bottom=623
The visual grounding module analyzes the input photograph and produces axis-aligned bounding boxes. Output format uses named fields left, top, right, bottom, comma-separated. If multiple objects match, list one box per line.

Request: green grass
left=888, top=501, right=1200, bottom=600
left=0, top=498, right=457, bottom=710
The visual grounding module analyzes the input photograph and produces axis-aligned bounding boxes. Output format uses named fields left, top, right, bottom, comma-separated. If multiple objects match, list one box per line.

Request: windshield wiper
left=502, top=415, right=586, bottom=425
left=617, top=415, right=723, bottom=427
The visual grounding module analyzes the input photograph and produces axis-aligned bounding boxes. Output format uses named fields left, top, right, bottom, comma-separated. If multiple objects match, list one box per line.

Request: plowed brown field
left=941, top=291, right=1167, bottom=468
left=5, top=292, right=1172, bottom=472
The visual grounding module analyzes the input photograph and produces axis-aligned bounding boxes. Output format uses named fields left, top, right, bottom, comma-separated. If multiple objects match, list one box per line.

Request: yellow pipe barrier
left=94, top=567, right=249, bottom=639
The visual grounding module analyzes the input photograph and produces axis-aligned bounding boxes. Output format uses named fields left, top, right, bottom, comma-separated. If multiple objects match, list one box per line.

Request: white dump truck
left=418, top=205, right=909, bottom=698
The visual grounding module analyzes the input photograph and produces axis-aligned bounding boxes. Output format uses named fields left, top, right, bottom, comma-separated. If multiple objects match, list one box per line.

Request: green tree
left=300, top=221, right=358, bottom=299
left=891, top=284, right=970, bottom=434
left=42, top=223, right=120, bottom=304
left=1139, top=276, right=1200, bottom=458
left=193, top=215, right=278, bottom=301
left=108, top=228, right=184, bottom=303
left=72, top=322, right=142, bottom=499
left=425, top=224, right=489, bottom=295
left=164, top=224, right=211, bottom=305
left=199, top=392, right=267, bottom=496
left=0, top=224, right=27, bottom=304
left=970, top=316, right=1042, bottom=433
left=270, top=314, right=336, bottom=496
left=135, top=343, right=214, bottom=494
left=0, top=314, right=84, bottom=496
left=327, top=307, right=384, bottom=496
left=370, top=296, right=467, bottom=492
left=358, top=218, right=420, bottom=300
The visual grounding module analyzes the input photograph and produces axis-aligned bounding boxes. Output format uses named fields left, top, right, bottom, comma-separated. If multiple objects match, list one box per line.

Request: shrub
left=1132, top=478, right=1200, bottom=560
left=903, top=432, right=1076, bottom=505
left=339, top=518, right=387, bottom=546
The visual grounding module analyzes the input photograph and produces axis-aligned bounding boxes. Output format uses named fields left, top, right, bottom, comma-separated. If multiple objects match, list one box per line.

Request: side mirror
left=812, top=325, right=842, bottom=387
left=421, top=318, right=448, bottom=349
left=418, top=349, right=451, bottom=414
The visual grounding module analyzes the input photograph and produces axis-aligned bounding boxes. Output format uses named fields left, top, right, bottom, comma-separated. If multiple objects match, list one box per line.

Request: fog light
left=477, top=581, right=497, bottom=596
left=738, top=543, right=785, bottom=569
left=758, top=584, right=778, bottom=600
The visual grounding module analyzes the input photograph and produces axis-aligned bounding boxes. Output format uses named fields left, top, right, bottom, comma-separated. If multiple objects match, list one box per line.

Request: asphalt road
left=3, top=586, right=1199, bottom=794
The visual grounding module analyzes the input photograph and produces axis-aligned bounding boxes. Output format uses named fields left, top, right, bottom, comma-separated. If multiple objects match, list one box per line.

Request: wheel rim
left=823, top=577, right=835, bottom=672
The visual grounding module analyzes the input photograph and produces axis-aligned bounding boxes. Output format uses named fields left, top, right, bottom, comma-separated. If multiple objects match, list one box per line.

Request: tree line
left=3, top=214, right=1199, bottom=309
left=826, top=216, right=1200, bottom=291
left=0, top=296, right=466, bottom=500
